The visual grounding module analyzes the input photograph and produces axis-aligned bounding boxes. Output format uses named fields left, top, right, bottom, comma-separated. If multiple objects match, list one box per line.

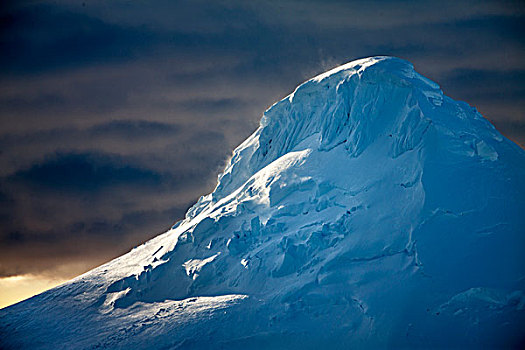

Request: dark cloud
left=89, top=120, right=180, bottom=139
left=0, top=0, right=523, bottom=281
left=178, top=97, right=250, bottom=114
left=9, top=152, right=163, bottom=192
left=0, top=3, right=160, bottom=75
left=441, top=68, right=525, bottom=102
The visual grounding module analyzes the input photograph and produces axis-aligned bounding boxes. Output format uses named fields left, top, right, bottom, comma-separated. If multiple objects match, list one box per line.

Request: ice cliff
left=1, top=57, right=524, bottom=349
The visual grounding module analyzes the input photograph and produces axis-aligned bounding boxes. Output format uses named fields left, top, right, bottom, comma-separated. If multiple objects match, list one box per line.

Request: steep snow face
left=189, top=57, right=501, bottom=215
left=1, top=57, right=524, bottom=349
left=197, top=58, right=431, bottom=207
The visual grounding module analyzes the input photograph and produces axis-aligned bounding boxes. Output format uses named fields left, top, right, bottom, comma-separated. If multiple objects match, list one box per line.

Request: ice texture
left=1, top=57, right=524, bottom=349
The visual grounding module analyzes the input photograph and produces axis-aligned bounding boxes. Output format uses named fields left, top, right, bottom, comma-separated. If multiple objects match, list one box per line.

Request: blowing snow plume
left=1, top=56, right=524, bottom=349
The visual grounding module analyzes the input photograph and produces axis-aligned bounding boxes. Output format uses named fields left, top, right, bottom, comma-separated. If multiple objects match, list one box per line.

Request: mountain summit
left=1, top=57, right=524, bottom=349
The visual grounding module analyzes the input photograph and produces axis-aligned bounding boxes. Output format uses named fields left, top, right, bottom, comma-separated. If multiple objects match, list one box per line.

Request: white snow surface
left=1, top=56, right=525, bottom=349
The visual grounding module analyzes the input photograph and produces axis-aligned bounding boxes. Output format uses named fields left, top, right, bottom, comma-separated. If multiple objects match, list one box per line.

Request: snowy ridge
left=1, top=57, right=524, bottom=349
left=189, top=56, right=500, bottom=217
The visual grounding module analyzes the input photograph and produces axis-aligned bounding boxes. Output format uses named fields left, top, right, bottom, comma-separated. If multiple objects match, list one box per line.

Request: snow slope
left=1, top=56, right=524, bottom=349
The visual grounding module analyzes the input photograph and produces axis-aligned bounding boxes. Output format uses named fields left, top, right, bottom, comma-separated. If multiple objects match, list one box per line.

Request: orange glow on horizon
left=0, top=274, right=69, bottom=309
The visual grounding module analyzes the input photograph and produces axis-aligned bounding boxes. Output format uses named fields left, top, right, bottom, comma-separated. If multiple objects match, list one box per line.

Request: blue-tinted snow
left=1, top=57, right=524, bottom=349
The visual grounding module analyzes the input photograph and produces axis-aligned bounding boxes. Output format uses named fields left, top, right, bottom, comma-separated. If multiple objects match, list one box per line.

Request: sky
left=0, top=0, right=524, bottom=308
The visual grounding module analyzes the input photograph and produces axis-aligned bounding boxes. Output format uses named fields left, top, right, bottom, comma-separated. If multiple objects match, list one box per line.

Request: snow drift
left=1, top=56, right=524, bottom=349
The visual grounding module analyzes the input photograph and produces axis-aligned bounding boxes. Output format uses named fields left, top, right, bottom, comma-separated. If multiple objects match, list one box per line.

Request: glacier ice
left=1, top=56, right=524, bottom=349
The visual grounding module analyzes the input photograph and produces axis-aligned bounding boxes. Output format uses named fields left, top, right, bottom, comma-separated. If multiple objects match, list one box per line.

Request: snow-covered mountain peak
left=303, top=56, right=434, bottom=91
left=190, top=56, right=498, bottom=218
left=1, top=57, right=524, bottom=349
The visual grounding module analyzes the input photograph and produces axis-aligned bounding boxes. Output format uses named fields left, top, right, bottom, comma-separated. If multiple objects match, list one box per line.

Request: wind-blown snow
left=1, top=56, right=524, bottom=349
